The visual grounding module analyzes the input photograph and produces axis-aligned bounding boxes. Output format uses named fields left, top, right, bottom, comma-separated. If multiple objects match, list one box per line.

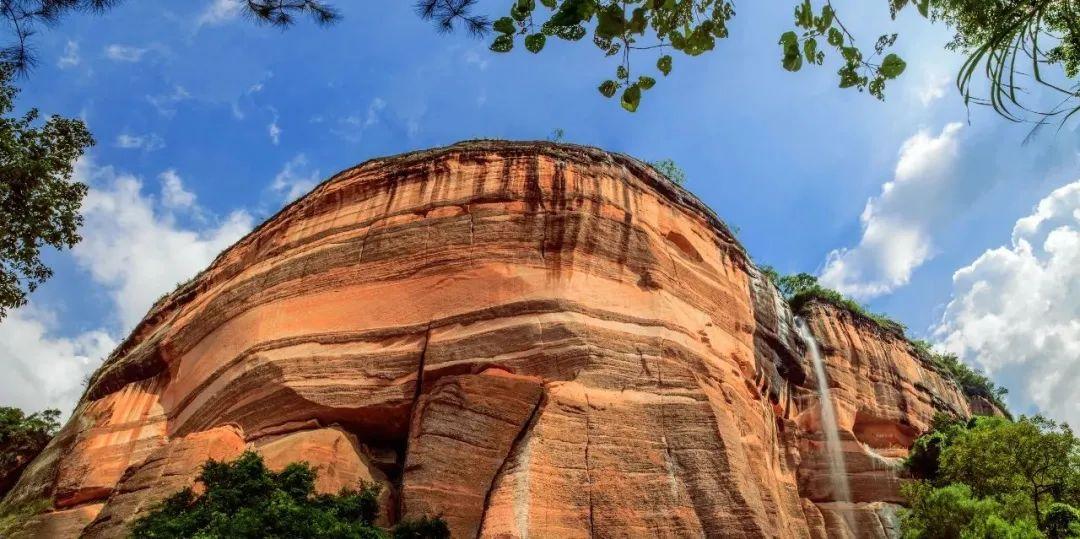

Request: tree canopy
left=0, top=405, right=59, bottom=496
left=901, top=414, right=1080, bottom=537
left=0, top=64, right=93, bottom=320
left=131, top=450, right=449, bottom=539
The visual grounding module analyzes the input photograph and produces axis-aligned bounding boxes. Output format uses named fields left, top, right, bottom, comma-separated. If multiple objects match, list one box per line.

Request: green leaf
left=657, top=55, right=672, bottom=76
left=816, top=5, right=834, bottom=33
left=596, top=4, right=625, bottom=38
left=879, top=53, right=906, bottom=79
left=511, top=2, right=529, bottom=21
left=617, top=65, right=629, bottom=80
left=620, top=83, right=642, bottom=112
left=628, top=7, right=647, bottom=34
left=779, top=31, right=802, bottom=72
left=490, top=35, right=514, bottom=53
left=916, top=0, right=929, bottom=17
left=803, top=38, right=818, bottom=64
left=827, top=27, right=843, bottom=46
left=540, top=0, right=556, bottom=7
left=598, top=79, right=618, bottom=98
left=638, top=76, right=656, bottom=90
left=525, top=33, right=546, bottom=53
left=493, top=17, right=516, bottom=35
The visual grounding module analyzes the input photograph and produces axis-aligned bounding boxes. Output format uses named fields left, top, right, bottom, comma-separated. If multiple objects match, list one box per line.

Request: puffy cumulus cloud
left=271, top=154, right=320, bottom=202
left=73, top=161, right=253, bottom=330
left=934, top=180, right=1080, bottom=426
left=0, top=306, right=116, bottom=415
left=0, top=159, right=255, bottom=416
left=820, top=123, right=965, bottom=299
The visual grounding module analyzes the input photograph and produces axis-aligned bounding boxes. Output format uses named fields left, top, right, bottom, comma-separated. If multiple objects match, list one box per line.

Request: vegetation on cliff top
left=761, top=267, right=1009, bottom=413
left=131, top=451, right=448, bottom=539
left=901, top=414, right=1080, bottom=538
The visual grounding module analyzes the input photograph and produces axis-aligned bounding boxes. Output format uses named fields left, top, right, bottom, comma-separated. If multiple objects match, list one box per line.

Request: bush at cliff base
left=130, top=451, right=449, bottom=539
left=901, top=415, right=1080, bottom=538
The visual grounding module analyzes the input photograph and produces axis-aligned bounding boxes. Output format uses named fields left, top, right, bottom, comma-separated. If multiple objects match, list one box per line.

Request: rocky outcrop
left=792, top=299, right=973, bottom=537
left=1, top=141, right=976, bottom=538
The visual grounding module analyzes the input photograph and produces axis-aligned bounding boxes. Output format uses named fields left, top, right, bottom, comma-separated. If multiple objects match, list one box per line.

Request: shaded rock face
left=2, top=141, right=974, bottom=538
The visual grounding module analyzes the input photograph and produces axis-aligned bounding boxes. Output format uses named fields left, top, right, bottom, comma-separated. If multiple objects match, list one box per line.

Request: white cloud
left=916, top=73, right=951, bottom=106
left=271, top=154, right=320, bottom=202
left=934, top=180, right=1080, bottom=426
left=0, top=306, right=116, bottom=415
left=366, top=97, right=386, bottom=126
left=267, top=108, right=282, bottom=145
left=147, top=86, right=192, bottom=116
left=72, top=159, right=253, bottom=331
left=57, top=40, right=80, bottom=69
left=820, top=123, right=966, bottom=299
left=0, top=159, right=253, bottom=415
left=159, top=169, right=197, bottom=209
left=105, top=44, right=149, bottom=62
left=116, top=133, right=165, bottom=151
left=198, top=0, right=243, bottom=26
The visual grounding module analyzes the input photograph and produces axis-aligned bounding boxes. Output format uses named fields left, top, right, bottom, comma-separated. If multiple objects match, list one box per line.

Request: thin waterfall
left=794, top=316, right=853, bottom=506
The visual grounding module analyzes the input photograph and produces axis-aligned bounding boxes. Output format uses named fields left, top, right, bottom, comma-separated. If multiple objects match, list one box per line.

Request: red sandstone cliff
left=1, top=141, right=979, bottom=538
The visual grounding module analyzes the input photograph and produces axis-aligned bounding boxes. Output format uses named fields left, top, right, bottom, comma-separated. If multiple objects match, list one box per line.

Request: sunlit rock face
left=793, top=300, right=974, bottom=538
left=2, top=141, right=978, bottom=538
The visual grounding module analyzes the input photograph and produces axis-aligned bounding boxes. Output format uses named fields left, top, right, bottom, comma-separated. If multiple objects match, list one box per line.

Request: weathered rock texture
left=1, top=141, right=979, bottom=538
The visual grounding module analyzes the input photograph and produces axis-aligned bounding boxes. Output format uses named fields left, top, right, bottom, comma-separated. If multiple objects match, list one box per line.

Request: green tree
left=900, top=482, right=1042, bottom=539
left=648, top=158, right=686, bottom=185
left=131, top=451, right=448, bottom=539
left=0, top=65, right=94, bottom=321
left=0, top=406, right=60, bottom=496
left=901, top=415, right=1080, bottom=537
left=941, top=416, right=1078, bottom=529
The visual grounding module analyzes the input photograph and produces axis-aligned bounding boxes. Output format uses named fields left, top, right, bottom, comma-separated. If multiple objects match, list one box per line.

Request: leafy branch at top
left=780, top=0, right=909, bottom=100
left=485, top=0, right=733, bottom=112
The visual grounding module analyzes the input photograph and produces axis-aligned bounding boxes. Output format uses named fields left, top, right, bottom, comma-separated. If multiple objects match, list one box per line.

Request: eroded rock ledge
left=2, top=141, right=975, bottom=538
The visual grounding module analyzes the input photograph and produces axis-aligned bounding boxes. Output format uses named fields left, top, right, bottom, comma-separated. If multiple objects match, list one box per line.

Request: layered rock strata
left=1, top=141, right=978, bottom=538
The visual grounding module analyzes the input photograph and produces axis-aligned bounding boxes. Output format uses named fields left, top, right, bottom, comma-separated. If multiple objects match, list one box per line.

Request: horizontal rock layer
left=2, top=141, right=975, bottom=538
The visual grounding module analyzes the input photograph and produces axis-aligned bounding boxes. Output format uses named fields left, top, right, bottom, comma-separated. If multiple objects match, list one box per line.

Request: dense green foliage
left=911, top=339, right=1009, bottom=414
left=131, top=451, right=448, bottom=539
left=0, top=65, right=94, bottom=320
left=648, top=158, right=686, bottom=185
left=0, top=406, right=59, bottom=496
left=901, top=415, right=1080, bottom=537
left=762, top=268, right=906, bottom=334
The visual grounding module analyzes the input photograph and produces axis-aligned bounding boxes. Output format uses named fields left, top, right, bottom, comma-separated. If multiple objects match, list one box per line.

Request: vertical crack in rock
left=398, top=323, right=433, bottom=520
left=477, top=390, right=546, bottom=538
left=583, top=391, right=595, bottom=539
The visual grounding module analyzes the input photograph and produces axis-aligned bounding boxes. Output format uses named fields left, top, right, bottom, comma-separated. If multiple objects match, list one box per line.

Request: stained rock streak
left=1, top=141, right=981, bottom=538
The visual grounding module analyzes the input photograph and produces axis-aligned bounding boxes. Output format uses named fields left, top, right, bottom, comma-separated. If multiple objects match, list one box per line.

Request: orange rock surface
left=1, top=141, right=980, bottom=538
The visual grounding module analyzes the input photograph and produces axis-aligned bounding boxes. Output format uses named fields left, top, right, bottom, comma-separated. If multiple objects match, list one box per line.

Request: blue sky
left=4, top=1, right=1078, bottom=425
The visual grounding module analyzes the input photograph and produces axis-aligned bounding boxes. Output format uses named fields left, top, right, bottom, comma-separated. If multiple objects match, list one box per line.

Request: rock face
left=1, top=141, right=978, bottom=538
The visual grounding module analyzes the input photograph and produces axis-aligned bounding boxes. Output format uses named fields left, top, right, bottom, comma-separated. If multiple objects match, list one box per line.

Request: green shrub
left=131, top=451, right=448, bottom=539
left=910, top=340, right=1010, bottom=415
left=901, top=416, right=1080, bottom=537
